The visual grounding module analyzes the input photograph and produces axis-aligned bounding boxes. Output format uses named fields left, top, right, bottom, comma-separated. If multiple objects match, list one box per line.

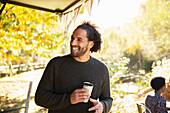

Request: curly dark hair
left=150, top=76, right=165, bottom=91
left=75, top=21, right=102, bottom=52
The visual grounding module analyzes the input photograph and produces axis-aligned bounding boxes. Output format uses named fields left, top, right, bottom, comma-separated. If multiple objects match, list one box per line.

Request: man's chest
left=53, top=64, right=103, bottom=94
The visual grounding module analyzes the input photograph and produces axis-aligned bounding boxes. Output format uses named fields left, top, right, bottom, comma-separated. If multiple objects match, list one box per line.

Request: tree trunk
left=62, top=30, right=68, bottom=54
left=62, top=19, right=73, bottom=54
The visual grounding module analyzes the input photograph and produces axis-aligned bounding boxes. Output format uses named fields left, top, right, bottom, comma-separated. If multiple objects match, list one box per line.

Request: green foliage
left=106, top=57, right=130, bottom=91
left=107, top=57, right=130, bottom=76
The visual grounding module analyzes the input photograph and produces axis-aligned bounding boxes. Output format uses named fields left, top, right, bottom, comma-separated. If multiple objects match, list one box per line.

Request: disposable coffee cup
left=83, top=82, right=94, bottom=103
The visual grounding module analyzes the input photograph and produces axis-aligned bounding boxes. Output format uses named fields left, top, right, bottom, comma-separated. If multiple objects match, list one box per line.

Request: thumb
left=90, top=98, right=97, bottom=105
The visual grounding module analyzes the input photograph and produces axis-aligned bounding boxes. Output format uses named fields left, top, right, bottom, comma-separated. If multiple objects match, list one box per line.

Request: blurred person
left=35, top=22, right=113, bottom=113
left=145, top=76, right=168, bottom=113
left=138, top=77, right=170, bottom=101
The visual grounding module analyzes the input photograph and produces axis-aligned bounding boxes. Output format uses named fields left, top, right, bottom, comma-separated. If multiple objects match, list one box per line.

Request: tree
left=126, top=0, right=170, bottom=61
left=99, top=0, right=169, bottom=71
left=0, top=3, right=64, bottom=64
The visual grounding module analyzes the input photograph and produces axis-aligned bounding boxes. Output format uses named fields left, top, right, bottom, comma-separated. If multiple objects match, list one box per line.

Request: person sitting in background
left=145, top=76, right=168, bottom=113
left=138, top=77, right=170, bottom=101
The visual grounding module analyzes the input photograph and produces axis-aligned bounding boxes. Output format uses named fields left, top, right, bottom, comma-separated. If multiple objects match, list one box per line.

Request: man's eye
left=78, top=38, right=83, bottom=42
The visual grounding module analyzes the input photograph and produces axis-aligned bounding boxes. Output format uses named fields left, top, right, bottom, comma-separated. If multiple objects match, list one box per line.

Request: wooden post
left=25, top=81, right=33, bottom=113
left=136, top=103, right=142, bottom=113
left=0, top=3, right=6, bottom=15
left=9, top=64, right=13, bottom=76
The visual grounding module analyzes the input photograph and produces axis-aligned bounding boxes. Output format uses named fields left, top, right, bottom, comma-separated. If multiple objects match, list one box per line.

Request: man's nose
left=71, top=39, right=78, bottom=45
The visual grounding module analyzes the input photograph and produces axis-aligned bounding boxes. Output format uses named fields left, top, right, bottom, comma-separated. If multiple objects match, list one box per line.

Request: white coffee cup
left=83, top=82, right=94, bottom=103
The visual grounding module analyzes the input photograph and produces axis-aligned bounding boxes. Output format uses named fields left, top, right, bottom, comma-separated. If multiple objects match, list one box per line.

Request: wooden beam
left=0, top=3, right=6, bottom=15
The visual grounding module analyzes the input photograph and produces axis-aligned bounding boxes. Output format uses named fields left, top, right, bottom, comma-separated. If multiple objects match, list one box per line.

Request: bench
left=136, top=102, right=151, bottom=113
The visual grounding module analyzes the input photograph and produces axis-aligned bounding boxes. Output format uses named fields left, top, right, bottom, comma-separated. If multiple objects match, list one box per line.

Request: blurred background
left=0, top=0, right=169, bottom=112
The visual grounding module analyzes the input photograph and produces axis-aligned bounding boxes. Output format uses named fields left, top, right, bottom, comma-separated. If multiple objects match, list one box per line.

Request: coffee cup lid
left=84, top=82, right=93, bottom=86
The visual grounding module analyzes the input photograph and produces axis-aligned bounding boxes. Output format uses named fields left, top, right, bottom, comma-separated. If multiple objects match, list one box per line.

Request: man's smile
left=71, top=46, right=79, bottom=51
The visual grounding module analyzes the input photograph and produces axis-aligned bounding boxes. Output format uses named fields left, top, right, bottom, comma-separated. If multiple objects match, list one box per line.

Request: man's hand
left=137, top=91, right=144, bottom=98
left=88, top=98, right=103, bottom=113
left=70, top=88, right=90, bottom=104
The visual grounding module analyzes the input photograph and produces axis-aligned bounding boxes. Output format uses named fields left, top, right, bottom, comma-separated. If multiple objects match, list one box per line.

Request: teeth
left=72, top=47, right=78, bottom=50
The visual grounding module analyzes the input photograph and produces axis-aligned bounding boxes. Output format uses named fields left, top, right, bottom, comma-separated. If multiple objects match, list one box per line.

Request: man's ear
left=89, top=41, right=94, bottom=48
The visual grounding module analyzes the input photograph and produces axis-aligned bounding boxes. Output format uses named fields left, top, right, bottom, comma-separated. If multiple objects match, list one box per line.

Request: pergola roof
left=0, top=0, right=85, bottom=13
left=0, top=0, right=97, bottom=26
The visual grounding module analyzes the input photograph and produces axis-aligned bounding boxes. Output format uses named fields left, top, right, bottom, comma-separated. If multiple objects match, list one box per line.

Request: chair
left=136, top=102, right=151, bottom=113
left=0, top=81, right=32, bottom=113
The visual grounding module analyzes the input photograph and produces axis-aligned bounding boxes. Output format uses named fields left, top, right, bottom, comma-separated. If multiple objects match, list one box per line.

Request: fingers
left=89, top=98, right=103, bottom=113
left=89, top=98, right=97, bottom=104
left=88, top=105, right=99, bottom=111
left=75, top=89, right=90, bottom=98
left=76, top=88, right=90, bottom=93
left=70, top=88, right=91, bottom=104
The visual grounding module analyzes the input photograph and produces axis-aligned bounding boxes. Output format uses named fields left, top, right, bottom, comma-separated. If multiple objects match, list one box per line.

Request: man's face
left=70, top=28, right=92, bottom=57
left=162, top=85, right=166, bottom=93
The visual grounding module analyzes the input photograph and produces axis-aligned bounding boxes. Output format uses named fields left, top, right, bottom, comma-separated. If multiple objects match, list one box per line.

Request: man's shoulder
left=49, top=54, right=71, bottom=63
left=146, top=95, right=154, bottom=100
left=146, top=95, right=157, bottom=104
left=91, top=57, right=107, bottom=68
left=160, top=95, right=166, bottom=101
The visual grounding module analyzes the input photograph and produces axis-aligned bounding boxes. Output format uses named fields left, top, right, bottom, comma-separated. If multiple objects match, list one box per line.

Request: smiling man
left=35, top=22, right=113, bottom=113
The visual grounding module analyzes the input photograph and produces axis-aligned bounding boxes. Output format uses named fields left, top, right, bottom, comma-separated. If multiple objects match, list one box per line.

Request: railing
left=0, top=62, right=46, bottom=77
left=0, top=81, right=33, bottom=113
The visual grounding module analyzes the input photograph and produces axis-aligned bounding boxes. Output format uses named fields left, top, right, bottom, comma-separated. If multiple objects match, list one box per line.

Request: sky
left=77, top=0, right=147, bottom=28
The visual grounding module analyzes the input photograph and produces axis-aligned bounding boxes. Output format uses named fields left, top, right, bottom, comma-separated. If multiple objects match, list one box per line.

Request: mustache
left=71, top=45, right=80, bottom=48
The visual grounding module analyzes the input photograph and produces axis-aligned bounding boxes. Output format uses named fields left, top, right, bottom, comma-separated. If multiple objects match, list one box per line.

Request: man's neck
left=73, top=55, right=90, bottom=62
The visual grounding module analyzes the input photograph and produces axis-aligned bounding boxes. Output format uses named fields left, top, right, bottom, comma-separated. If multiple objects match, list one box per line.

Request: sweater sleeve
left=99, top=66, right=113, bottom=113
left=34, top=58, right=71, bottom=110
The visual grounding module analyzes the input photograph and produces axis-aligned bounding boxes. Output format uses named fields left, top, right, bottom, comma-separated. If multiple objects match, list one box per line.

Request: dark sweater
left=35, top=55, right=113, bottom=113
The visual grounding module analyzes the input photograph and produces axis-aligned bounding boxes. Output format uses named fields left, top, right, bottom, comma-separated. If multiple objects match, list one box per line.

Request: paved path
left=0, top=69, right=44, bottom=95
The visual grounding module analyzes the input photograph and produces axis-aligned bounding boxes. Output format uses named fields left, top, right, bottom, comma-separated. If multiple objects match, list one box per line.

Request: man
left=138, top=77, right=170, bottom=101
left=35, top=22, right=113, bottom=113
left=145, top=76, right=167, bottom=113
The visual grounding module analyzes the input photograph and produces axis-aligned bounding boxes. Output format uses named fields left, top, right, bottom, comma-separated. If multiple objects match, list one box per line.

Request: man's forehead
left=72, top=28, right=87, bottom=38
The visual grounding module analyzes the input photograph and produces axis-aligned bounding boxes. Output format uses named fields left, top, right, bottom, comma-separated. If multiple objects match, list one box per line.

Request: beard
left=70, top=43, right=89, bottom=57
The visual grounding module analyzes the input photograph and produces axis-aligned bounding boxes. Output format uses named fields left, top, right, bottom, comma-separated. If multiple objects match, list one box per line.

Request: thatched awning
left=0, top=0, right=85, bottom=13
left=0, top=0, right=100, bottom=24
left=0, top=0, right=100, bottom=14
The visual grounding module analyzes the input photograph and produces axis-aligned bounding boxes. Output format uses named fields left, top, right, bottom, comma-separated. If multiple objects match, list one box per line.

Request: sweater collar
left=69, top=54, right=92, bottom=65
